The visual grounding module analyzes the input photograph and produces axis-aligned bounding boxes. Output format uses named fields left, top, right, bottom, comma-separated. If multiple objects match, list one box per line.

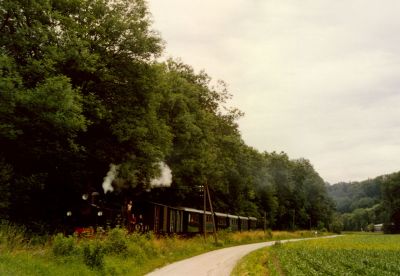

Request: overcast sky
left=148, top=0, right=400, bottom=184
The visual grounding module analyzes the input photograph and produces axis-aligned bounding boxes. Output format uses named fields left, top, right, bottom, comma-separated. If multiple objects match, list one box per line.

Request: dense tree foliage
left=328, top=179, right=381, bottom=213
left=0, top=0, right=334, bottom=231
left=328, top=173, right=400, bottom=233
left=381, top=172, right=400, bottom=233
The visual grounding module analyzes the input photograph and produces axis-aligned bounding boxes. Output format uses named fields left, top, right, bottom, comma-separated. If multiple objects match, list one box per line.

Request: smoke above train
left=102, top=162, right=173, bottom=194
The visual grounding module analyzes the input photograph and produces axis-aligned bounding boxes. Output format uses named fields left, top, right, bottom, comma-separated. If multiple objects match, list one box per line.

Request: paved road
left=146, top=235, right=339, bottom=276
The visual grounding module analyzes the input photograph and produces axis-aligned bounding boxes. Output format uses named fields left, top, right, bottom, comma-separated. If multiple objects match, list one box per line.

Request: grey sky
left=148, top=0, right=400, bottom=183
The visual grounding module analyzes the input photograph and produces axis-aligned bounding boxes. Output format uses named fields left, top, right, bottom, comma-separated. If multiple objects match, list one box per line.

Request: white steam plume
left=102, top=164, right=118, bottom=193
left=150, top=162, right=172, bottom=188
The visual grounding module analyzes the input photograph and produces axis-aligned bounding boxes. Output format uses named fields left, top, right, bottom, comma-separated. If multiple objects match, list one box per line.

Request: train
left=65, top=192, right=258, bottom=235
left=131, top=201, right=258, bottom=234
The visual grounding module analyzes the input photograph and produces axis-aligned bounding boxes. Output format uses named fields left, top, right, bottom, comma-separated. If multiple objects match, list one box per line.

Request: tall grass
left=0, top=221, right=27, bottom=251
left=0, top=224, right=329, bottom=276
left=0, top=220, right=51, bottom=251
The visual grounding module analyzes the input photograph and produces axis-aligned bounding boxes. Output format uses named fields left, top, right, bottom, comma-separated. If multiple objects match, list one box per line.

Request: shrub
left=0, top=221, right=27, bottom=250
left=266, top=229, right=273, bottom=239
left=366, top=223, right=374, bottom=232
left=104, top=228, right=128, bottom=255
left=131, top=232, right=156, bottom=256
left=330, top=220, right=343, bottom=234
left=82, top=241, right=105, bottom=269
left=29, top=234, right=50, bottom=247
left=144, top=231, right=155, bottom=241
left=52, top=233, right=75, bottom=256
left=128, top=242, right=147, bottom=263
left=317, top=221, right=326, bottom=231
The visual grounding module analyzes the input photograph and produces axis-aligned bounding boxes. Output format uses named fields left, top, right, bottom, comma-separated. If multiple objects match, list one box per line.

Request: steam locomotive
left=64, top=192, right=258, bottom=235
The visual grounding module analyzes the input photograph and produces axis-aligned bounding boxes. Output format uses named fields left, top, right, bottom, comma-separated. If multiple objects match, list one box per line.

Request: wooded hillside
left=328, top=172, right=400, bottom=233
left=0, top=0, right=335, bottom=232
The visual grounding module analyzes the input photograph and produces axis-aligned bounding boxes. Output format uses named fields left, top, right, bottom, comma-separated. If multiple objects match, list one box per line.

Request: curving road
left=146, top=235, right=339, bottom=276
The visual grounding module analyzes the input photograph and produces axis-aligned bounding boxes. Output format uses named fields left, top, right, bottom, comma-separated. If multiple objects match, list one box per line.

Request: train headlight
left=66, top=211, right=72, bottom=217
left=97, top=211, right=103, bottom=217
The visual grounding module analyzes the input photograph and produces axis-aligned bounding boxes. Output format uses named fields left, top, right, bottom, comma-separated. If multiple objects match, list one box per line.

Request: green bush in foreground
left=0, top=221, right=27, bottom=251
left=104, top=228, right=128, bottom=255
left=52, top=233, right=75, bottom=256
left=82, top=241, right=105, bottom=270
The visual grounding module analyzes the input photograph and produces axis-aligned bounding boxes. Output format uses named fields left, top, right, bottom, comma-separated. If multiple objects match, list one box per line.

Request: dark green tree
left=0, top=0, right=336, bottom=232
left=0, top=0, right=169, bottom=226
left=381, top=172, right=400, bottom=233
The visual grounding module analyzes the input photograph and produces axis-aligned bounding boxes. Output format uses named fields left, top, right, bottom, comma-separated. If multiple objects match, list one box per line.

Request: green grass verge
left=233, top=234, right=400, bottom=276
left=0, top=222, right=331, bottom=276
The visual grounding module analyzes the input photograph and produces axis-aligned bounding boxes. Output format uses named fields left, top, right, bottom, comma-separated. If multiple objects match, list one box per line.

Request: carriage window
left=189, top=213, right=199, bottom=223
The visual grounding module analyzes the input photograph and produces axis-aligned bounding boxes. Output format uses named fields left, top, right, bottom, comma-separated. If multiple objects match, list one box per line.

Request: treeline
left=328, top=172, right=400, bottom=233
left=0, top=0, right=333, bottom=232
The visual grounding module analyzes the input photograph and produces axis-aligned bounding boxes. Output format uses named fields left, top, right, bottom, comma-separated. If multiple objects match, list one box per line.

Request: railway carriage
left=227, top=214, right=239, bottom=231
left=248, top=217, right=257, bottom=230
left=179, top=207, right=215, bottom=233
left=131, top=202, right=185, bottom=234
left=214, top=212, right=229, bottom=230
left=239, top=216, right=249, bottom=231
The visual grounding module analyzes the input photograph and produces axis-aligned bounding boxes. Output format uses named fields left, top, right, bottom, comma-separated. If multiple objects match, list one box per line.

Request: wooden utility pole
left=206, top=182, right=218, bottom=244
left=203, top=184, right=207, bottom=240
left=263, top=211, right=267, bottom=233
left=292, top=209, right=296, bottom=230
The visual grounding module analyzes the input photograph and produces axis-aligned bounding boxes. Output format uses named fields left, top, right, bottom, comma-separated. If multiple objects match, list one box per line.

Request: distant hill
left=327, top=176, right=385, bottom=213
left=328, top=172, right=400, bottom=232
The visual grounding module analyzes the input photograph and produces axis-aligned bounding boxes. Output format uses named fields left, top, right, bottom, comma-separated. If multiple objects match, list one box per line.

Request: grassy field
left=233, top=234, right=400, bottom=276
left=0, top=222, right=328, bottom=276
